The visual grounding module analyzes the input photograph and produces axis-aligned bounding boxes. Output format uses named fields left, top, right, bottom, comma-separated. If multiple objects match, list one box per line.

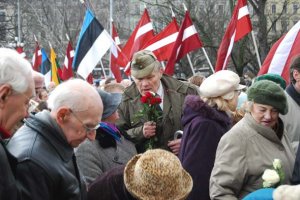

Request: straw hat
left=124, top=149, right=193, bottom=200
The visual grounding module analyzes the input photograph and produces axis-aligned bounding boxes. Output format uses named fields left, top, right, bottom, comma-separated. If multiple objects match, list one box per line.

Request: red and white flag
left=258, top=20, right=300, bottom=84
left=32, top=41, right=42, bottom=72
left=110, top=21, right=128, bottom=82
left=165, top=11, right=203, bottom=75
left=16, top=46, right=26, bottom=58
left=122, top=9, right=155, bottom=73
left=61, top=41, right=74, bottom=81
left=215, top=0, right=252, bottom=72
left=143, top=17, right=179, bottom=61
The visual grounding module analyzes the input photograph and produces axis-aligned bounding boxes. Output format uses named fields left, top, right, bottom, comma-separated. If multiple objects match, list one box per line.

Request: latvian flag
left=73, top=8, right=113, bottom=79
left=258, top=20, right=300, bottom=84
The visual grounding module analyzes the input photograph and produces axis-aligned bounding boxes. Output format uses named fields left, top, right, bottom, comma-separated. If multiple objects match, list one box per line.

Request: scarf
left=286, top=84, right=300, bottom=107
left=0, top=126, right=11, bottom=140
left=99, top=122, right=121, bottom=142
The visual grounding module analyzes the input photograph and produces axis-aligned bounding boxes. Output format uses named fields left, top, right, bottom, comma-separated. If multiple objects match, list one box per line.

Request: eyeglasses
left=69, top=109, right=100, bottom=134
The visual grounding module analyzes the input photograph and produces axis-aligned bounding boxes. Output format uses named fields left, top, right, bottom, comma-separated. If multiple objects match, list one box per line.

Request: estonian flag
left=40, top=48, right=51, bottom=75
left=73, top=9, right=113, bottom=79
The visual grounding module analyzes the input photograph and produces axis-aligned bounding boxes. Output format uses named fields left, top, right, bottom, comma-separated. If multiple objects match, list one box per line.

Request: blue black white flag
left=73, top=9, right=113, bottom=79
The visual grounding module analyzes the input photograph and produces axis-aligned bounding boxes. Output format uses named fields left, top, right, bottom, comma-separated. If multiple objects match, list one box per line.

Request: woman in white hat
left=210, top=80, right=295, bottom=199
left=179, top=70, right=245, bottom=200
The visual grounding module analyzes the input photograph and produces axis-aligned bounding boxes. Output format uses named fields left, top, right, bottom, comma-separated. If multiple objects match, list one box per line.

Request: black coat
left=88, top=165, right=135, bottom=200
left=0, top=133, right=20, bottom=200
left=7, top=111, right=87, bottom=200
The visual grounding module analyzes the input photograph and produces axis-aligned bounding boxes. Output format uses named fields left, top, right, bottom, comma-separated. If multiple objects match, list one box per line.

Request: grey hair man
left=117, top=50, right=199, bottom=154
left=0, top=48, right=34, bottom=200
left=7, top=79, right=103, bottom=200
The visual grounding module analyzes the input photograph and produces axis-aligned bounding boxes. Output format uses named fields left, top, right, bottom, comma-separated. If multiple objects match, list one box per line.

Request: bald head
left=47, top=79, right=103, bottom=115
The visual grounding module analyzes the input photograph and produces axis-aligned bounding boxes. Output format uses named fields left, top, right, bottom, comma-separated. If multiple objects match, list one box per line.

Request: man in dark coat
left=7, top=79, right=103, bottom=200
left=117, top=50, right=199, bottom=153
left=0, top=48, right=35, bottom=200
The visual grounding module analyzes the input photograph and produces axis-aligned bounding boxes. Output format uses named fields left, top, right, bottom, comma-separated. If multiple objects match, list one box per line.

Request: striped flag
left=165, top=10, right=203, bottom=75
left=122, top=9, right=155, bottom=73
left=110, top=21, right=126, bottom=82
left=61, top=41, right=74, bottom=81
left=215, top=0, right=252, bottom=72
left=40, top=48, right=51, bottom=75
left=49, top=47, right=61, bottom=86
left=258, top=20, right=300, bottom=84
left=73, top=8, right=113, bottom=79
left=143, top=17, right=179, bottom=61
left=16, top=46, right=26, bottom=58
left=32, top=41, right=42, bottom=72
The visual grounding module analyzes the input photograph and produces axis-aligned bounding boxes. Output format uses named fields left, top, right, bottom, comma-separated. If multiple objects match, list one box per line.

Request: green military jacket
left=116, top=74, right=199, bottom=153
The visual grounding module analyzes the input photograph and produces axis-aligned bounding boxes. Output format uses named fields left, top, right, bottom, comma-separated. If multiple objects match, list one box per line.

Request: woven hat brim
left=124, top=154, right=193, bottom=200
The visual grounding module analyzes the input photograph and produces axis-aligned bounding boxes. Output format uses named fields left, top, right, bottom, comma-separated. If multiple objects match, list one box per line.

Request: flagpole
left=109, top=0, right=113, bottom=77
left=182, top=3, right=196, bottom=76
left=99, top=60, right=107, bottom=79
left=201, top=47, right=215, bottom=73
left=186, top=54, right=195, bottom=75
left=17, top=0, right=21, bottom=43
left=160, top=61, right=165, bottom=70
left=251, top=31, right=262, bottom=68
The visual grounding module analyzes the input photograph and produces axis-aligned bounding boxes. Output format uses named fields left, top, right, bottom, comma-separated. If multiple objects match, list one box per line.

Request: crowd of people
left=1, top=47, right=300, bottom=200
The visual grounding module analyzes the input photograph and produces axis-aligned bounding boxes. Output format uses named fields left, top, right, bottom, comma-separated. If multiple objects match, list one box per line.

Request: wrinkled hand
left=143, top=121, right=156, bottom=139
left=168, top=139, right=181, bottom=155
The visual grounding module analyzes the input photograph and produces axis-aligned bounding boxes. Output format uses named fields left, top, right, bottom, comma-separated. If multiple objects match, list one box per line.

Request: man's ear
left=56, top=107, right=71, bottom=124
left=0, top=84, right=12, bottom=108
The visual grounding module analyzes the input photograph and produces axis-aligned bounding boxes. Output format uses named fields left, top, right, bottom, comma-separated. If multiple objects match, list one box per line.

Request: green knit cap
left=255, top=73, right=286, bottom=89
left=247, top=80, right=288, bottom=114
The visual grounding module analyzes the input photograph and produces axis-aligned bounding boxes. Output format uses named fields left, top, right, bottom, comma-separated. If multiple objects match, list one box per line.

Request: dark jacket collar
left=24, top=110, right=74, bottom=162
left=286, top=84, right=300, bottom=106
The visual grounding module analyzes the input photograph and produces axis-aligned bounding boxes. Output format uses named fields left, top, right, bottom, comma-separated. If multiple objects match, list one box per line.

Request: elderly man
left=117, top=50, right=199, bottom=153
left=0, top=48, right=35, bottom=200
left=7, top=79, right=103, bottom=200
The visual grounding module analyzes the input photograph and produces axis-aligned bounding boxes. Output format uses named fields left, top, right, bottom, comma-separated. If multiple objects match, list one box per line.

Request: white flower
left=262, top=169, right=280, bottom=187
left=79, top=0, right=85, bottom=4
left=273, top=159, right=282, bottom=170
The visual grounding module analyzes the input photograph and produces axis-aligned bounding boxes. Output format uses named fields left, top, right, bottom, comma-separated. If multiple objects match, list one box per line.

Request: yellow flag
left=50, top=47, right=60, bottom=86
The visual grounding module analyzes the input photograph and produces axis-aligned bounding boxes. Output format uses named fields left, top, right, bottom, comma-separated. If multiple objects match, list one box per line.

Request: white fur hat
left=273, top=185, right=300, bottom=200
left=199, top=70, right=245, bottom=100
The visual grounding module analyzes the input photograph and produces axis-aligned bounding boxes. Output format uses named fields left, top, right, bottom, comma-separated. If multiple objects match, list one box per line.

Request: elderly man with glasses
left=7, top=79, right=103, bottom=200
left=0, top=48, right=35, bottom=200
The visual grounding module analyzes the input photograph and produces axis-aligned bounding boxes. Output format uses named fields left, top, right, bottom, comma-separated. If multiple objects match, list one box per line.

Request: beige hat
left=130, top=50, right=161, bottom=79
left=199, top=70, right=245, bottom=100
left=124, top=149, right=193, bottom=200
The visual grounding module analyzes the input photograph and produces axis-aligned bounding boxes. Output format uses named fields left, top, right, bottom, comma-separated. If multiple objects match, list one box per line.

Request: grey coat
left=116, top=75, right=199, bottom=152
left=210, top=113, right=295, bottom=200
left=76, top=136, right=136, bottom=185
left=280, top=91, right=300, bottom=151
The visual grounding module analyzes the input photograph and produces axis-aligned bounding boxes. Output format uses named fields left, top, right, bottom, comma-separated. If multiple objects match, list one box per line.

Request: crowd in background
left=1, top=47, right=300, bottom=200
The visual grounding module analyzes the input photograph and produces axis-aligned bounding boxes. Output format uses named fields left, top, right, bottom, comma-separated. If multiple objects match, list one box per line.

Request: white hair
left=0, top=48, right=33, bottom=93
left=47, top=79, right=100, bottom=112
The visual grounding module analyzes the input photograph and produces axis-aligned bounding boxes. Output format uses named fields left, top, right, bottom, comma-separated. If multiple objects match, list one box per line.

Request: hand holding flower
left=143, top=121, right=156, bottom=139
left=133, top=91, right=162, bottom=150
